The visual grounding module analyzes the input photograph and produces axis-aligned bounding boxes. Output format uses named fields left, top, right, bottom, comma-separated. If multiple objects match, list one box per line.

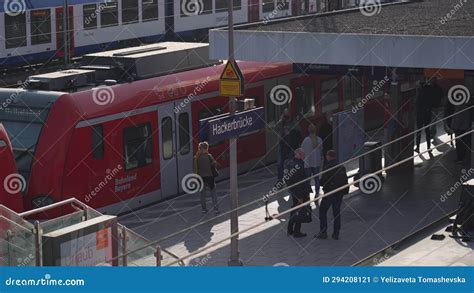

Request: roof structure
left=209, top=0, right=474, bottom=70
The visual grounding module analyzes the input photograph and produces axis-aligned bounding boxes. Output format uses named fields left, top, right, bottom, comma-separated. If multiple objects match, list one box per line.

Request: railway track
left=353, top=211, right=457, bottom=266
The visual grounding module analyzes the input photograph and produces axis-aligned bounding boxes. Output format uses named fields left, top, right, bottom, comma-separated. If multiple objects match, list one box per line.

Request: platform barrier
left=0, top=199, right=183, bottom=267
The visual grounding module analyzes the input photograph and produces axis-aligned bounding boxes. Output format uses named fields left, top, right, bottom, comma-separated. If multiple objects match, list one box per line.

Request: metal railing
left=1, top=198, right=184, bottom=267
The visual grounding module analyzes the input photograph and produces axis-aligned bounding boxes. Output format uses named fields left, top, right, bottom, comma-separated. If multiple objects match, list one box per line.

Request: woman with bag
left=194, top=142, right=220, bottom=214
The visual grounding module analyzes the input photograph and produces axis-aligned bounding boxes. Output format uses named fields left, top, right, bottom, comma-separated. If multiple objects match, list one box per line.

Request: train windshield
left=0, top=90, right=56, bottom=180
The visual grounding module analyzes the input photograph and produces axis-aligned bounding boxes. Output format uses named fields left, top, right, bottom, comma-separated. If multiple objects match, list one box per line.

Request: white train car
left=173, top=0, right=250, bottom=35
left=0, top=0, right=166, bottom=66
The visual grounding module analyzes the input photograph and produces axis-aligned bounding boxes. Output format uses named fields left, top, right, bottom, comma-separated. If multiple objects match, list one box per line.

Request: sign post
left=223, top=0, right=243, bottom=267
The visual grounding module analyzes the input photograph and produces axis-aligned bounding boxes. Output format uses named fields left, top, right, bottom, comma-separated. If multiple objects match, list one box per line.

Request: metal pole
left=227, top=0, right=242, bottom=267
left=121, top=226, right=128, bottom=267
left=155, top=246, right=162, bottom=267
left=63, top=0, right=70, bottom=65
left=34, top=220, right=42, bottom=266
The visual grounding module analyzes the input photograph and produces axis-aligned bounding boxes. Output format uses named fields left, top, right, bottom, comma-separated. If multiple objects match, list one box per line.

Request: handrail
left=18, top=198, right=87, bottom=218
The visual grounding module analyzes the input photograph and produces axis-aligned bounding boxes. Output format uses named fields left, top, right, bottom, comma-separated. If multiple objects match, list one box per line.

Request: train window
left=91, top=125, right=104, bottom=160
left=161, top=117, right=174, bottom=160
left=83, top=4, right=98, bottom=29
left=101, top=1, right=119, bottom=27
left=277, top=0, right=290, bottom=10
left=265, top=89, right=287, bottom=126
left=5, top=14, right=27, bottom=49
left=30, top=9, right=52, bottom=45
left=180, top=0, right=212, bottom=16
left=123, top=123, right=153, bottom=170
left=215, top=0, right=242, bottom=13
left=122, top=0, right=139, bottom=24
left=343, top=75, right=363, bottom=108
left=142, top=0, right=159, bottom=21
left=295, top=84, right=315, bottom=117
left=321, top=78, right=340, bottom=113
left=178, top=113, right=191, bottom=155
left=262, top=0, right=275, bottom=13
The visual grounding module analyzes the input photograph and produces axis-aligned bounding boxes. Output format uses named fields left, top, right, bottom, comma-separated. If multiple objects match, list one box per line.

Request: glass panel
left=161, top=117, right=173, bottom=160
left=123, top=123, right=153, bottom=170
left=30, top=9, right=52, bottom=45
left=122, top=0, right=139, bottom=24
left=5, top=14, right=27, bottom=49
left=142, top=0, right=159, bottom=21
left=101, top=1, right=118, bottom=27
left=40, top=211, right=85, bottom=234
left=321, top=78, right=340, bottom=113
left=92, top=125, right=104, bottom=160
left=295, top=84, right=315, bottom=117
left=215, top=0, right=242, bottom=13
left=0, top=214, right=36, bottom=266
left=178, top=113, right=190, bottom=155
left=262, top=0, right=275, bottom=13
left=83, top=4, right=98, bottom=29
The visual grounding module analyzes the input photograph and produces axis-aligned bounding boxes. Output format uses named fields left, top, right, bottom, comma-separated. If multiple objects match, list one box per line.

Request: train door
left=158, top=102, right=193, bottom=199
left=249, top=0, right=260, bottom=22
left=264, top=79, right=291, bottom=161
left=55, top=7, right=75, bottom=58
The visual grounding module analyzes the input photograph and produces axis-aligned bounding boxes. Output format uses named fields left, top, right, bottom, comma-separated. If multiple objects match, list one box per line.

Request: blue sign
left=0, top=267, right=473, bottom=293
left=201, top=107, right=265, bottom=143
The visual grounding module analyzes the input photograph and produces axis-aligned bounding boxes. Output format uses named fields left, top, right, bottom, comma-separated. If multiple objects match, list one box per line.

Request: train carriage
left=0, top=0, right=324, bottom=67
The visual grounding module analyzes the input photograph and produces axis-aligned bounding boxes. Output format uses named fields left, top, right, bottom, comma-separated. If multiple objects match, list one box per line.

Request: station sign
left=219, top=60, right=245, bottom=97
left=200, top=107, right=265, bottom=143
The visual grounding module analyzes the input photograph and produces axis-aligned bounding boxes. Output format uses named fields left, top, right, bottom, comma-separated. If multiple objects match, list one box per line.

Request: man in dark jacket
left=415, top=82, right=433, bottom=152
left=316, top=150, right=348, bottom=240
left=286, top=148, right=312, bottom=238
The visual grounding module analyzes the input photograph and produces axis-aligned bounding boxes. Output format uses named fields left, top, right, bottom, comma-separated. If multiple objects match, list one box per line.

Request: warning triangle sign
left=220, top=60, right=244, bottom=81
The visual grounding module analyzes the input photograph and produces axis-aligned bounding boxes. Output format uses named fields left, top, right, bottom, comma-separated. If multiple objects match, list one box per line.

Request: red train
left=0, top=46, right=390, bottom=215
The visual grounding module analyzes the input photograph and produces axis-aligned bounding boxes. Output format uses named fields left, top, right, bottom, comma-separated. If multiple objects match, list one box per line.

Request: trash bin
left=355, top=141, right=383, bottom=189
left=360, top=142, right=383, bottom=176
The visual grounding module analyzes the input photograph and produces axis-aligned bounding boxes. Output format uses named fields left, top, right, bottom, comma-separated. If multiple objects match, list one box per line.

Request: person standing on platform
left=319, top=112, right=334, bottom=165
left=301, top=124, right=323, bottom=197
left=415, top=81, right=433, bottom=153
left=275, top=109, right=294, bottom=182
left=194, top=142, right=220, bottom=214
left=316, top=150, right=348, bottom=240
left=450, top=103, right=472, bottom=163
left=286, top=148, right=312, bottom=238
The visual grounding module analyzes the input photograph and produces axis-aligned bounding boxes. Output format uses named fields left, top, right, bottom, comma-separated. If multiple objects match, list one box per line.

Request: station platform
left=380, top=225, right=474, bottom=266
left=119, top=127, right=471, bottom=266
